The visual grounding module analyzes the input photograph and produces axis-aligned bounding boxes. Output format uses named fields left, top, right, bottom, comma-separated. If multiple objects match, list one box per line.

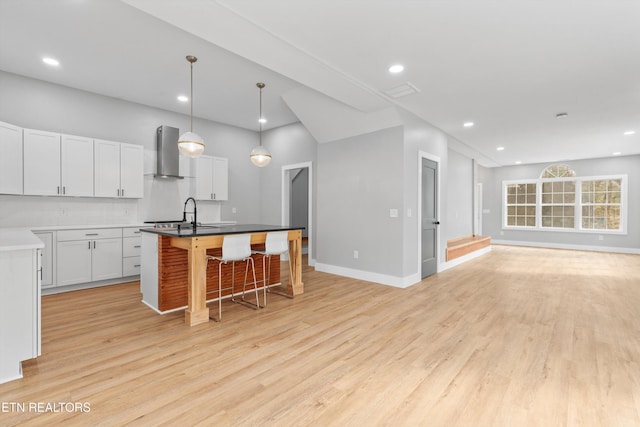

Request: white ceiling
left=1, top=0, right=639, bottom=167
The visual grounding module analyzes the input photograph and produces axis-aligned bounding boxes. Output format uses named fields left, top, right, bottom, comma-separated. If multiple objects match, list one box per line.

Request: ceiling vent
left=384, top=82, right=421, bottom=99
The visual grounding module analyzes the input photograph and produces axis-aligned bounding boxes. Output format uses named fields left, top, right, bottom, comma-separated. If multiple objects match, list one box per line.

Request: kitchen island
left=141, top=224, right=304, bottom=326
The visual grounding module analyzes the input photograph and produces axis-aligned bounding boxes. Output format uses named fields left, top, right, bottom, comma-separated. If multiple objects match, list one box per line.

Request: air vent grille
left=384, top=82, right=420, bottom=99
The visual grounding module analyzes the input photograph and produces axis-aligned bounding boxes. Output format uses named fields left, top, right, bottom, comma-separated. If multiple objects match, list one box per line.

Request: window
left=541, top=180, right=575, bottom=228
left=506, top=183, right=536, bottom=227
left=540, top=164, right=576, bottom=179
left=503, top=165, right=626, bottom=234
left=581, top=179, right=621, bottom=230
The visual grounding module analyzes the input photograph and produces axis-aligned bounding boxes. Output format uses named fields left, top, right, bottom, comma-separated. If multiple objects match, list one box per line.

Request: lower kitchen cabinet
left=33, top=231, right=54, bottom=288
left=56, top=228, right=123, bottom=287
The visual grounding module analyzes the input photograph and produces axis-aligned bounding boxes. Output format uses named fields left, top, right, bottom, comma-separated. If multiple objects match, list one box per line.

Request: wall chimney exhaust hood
left=155, top=125, right=184, bottom=179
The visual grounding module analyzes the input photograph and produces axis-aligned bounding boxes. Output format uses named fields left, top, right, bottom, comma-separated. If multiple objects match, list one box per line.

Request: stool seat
left=206, top=234, right=260, bottom=321
left=252, top=231, right=292, bottom=307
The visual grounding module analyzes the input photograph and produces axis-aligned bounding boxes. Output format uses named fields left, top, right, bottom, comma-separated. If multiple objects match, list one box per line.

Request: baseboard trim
left=314, top=263, right=415, bottom=288
left=491, top=240, right=640, bottom=255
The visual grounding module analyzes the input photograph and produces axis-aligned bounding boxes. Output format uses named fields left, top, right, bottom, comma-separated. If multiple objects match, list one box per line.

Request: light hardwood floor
left=1, top=245, right=639, bottom=426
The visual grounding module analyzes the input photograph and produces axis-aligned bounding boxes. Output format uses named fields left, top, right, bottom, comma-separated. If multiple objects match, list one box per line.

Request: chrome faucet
left=182, top=197, right=198, bottom=231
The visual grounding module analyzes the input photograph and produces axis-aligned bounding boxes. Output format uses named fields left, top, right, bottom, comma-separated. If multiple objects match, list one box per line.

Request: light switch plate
left=390, top=209, right=398, bottom=218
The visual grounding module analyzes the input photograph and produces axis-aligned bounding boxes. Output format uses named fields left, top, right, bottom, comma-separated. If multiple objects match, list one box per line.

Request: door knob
left=433, top=221, right=440, bottom=225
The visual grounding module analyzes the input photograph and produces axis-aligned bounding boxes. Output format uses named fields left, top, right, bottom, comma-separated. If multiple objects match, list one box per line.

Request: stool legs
left=231, top=257, right=260, bottom=309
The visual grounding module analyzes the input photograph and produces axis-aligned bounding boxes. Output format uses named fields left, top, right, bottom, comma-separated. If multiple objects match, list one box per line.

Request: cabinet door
left=212, top=157, right=229, bottom=201
left=57, top=240, right=92, bottom=286
left=0, top=121, right=23, bottom=195
left=120, top=143, right=144, bottom=198
left=34, top=232, right=54, bottom=288
left=92, top=238, right=123, bottom=281
left=94, top=139, right=120, bottom=197
left=195, top=155, right=213, bottom=200
left=23, top=129, right=61, bottom=196
left=61, top=135, right=94, bottom=197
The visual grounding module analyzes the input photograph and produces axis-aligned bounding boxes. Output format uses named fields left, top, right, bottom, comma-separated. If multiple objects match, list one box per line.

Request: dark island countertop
left=140, top=223, right=304, bottom=238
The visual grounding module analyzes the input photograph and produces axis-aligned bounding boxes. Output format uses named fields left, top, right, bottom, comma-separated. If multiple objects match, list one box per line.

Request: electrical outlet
left=407, top=208, right=412, bottom=217
left=232, top=207, right=237, bottom=214
left=390, top=209, right=398, bottom=218
left=353, top=250, right=359, bottom=259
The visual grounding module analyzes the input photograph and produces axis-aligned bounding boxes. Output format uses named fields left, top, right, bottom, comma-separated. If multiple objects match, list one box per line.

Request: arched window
left=540, top=164, right=576, bottom=179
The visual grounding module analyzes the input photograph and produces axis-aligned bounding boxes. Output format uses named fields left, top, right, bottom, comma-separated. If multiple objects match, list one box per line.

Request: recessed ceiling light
left=496, top=146, right=505, bottom=151
left=388, top=64, right=404, bottom=74
left=258, top=117, right=267, bottom=124
left=177, top=95, right=188, bottom=102
left=612, top=152, right=622, bottom=156
left=555, top=112, right=568, bottom=119
left=42, top=57, right=59, bottom=67
left=515, top=161, right=522, bottom=164
left=463, top=122, right=474, bottom=127
left=624, top=130, right=636, bottom=135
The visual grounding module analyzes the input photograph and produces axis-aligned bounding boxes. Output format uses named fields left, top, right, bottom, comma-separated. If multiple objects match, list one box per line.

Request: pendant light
left=250, top=82, right=272, bottom=167
left=178, top=55, right=205, bottom=158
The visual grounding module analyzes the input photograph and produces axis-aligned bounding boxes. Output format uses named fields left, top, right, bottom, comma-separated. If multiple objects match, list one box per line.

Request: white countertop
left=0, top=228, right=45, bottom=252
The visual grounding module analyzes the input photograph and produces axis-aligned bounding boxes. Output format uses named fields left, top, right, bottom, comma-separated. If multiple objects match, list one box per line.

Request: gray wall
left=446, top=148, right=474, bottom=240
left=317, top=126, right=405, bottom=277
left=0, top=70, right=261, bottom=225
left=479, top=155, right=640, bottom=250
left=291, top=168, right=309, bottom=237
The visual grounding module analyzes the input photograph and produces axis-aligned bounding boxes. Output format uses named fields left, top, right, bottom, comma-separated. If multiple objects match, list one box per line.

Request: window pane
left=553, top=193, right=563, bottom=203
left=508, top=216, right=516, bottom=226
left=507, top=195, right=516, bottom=204
left=553, top=217, right=563, bottom=227
left=553, top=182, right=563, bottom=192
left=516, top=217, right=525, bottom=226
left=527, top=206, right=536, bottom=216
left=508, top=206, right=515, bottom=215
left=553, top=206, right=563, bottom=216
left=565, top=181, right=575, bottom=192
left=594, top=192, right=606, bottom=203
left=526, top=217, right=536, bottom=227
left=542, top=182, right=552, bottom=193
left=527, top=183, right=536, bottom=193
left=583, top=193, right=593, bottom=203
left=565, top=206, right=574, bottom=216
left=527, top=194, right=536, bottom=204
left=542, top=206, right=552, bottom=215
left=517, top=195, right=525, bottom=204
left=565, top=194, right=575, bottom=203
left=542, top=194, right=552, bottom=203
left=609, top=191, right=621, bottom=204
left=542, top=217, right=552, bottom=227
left=564, top=218, right=574, bottom=228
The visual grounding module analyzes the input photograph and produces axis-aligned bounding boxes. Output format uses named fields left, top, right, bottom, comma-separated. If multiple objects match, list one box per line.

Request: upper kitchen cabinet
left=61, top=134, right=94, bottom=197
left=23, top=129, right=61, bottom=196
left=94, top=140, right=143, bottom=198
left=0, top=121, right=23, bottom=195
left=23, top=130, right=94, bottom=197
left=195, top=155, right=228, bottom=201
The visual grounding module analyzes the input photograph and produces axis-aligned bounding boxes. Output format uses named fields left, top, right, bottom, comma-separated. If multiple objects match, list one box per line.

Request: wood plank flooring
left=1, top=245, right=639, bottom=426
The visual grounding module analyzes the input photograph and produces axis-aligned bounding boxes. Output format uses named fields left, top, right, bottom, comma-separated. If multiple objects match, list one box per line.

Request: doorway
left=419, top=153, right=440, bottom=279
left=282, top=162, right=313, bottom=265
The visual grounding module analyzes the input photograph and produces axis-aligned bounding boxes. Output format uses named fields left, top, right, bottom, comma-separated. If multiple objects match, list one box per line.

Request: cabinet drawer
left=123, top=227, right=142, bottom=238
left=123, top=236, right=141, bottom=257
left=57, top=228, right=122, bottom=241
left=123, top=256, right=141, bottom=276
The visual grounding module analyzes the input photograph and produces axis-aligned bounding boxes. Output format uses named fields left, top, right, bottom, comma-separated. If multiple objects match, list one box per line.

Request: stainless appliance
left=155, top=125, right=184, bottom=179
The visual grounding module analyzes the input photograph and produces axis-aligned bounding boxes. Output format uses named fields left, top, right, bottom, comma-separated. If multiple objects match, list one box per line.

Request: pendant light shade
left=178, top=55, right=205, bottom=158
left=250, top=82, right=271, bottom=167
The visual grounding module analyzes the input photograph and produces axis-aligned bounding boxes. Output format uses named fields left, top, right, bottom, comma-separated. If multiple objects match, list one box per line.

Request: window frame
left=502, top=174, right=627, bottom=235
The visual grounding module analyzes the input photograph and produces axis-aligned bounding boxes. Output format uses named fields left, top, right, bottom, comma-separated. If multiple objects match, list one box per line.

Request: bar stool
left=253, top=231, right=292, bottom=307
left=206, top=234, right=260, bottom=321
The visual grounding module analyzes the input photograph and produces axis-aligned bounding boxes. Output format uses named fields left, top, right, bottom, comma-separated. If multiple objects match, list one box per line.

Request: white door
left=23, top=129, right=61, bottom=196
left=61, top=135, right=94, bottom=197
left=195, top=155, right=213, bottom=200
left=212, top=157, right=228, bottom=200
left=120, top=143, right=144, bottom=198
left=92, top=238, right=123, bottom=281
left=94, top=139, right=120, bottom=197
left=0, top=121, right=23, bottom=195
left=57, top=240, right=92, bottom=286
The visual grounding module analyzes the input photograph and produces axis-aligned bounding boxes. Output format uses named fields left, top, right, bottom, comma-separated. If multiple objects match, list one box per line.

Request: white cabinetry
left=0, top=121, right=23, bottom=195
left=23, top=130, right=94, bottom=197
left=56, top=228, right=122, bottom=286
left=195, top=155, right=228, bottom=201
left=61, top=134, right=94, bottom=197
left=94, top=140, right=143, bottom=198
left=122, top=227, right=142, bottom=276
left=33, top=231, right=54, bottom=288
left=23, top=129, right=61, bottom=196
left=0, top=244, right=41, bottom=384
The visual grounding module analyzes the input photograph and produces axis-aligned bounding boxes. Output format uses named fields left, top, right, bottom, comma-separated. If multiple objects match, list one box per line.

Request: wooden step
left=446, top=234, right=491, bottom=261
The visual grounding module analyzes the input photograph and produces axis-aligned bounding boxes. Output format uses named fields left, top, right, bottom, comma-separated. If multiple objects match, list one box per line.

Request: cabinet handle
left=57, top=186, right=60, bottom=194
left=117, top=189, right=120, bottom=196
left=134, top=245, right=141, bottom=248
left=211, top=193, right=213, bottom=199
left=133, top=231, right=140, bottom=234
left=213, top=193, right=216, bottom=200
left=122, top=189, right=125, bottom=197
left=134, top=264, right=141, bottom=268
left=85, top=233, right=99, bottom=236
left=63, top=186, right=66, bottom=195
left=88, top=241, right=91, bottom=249
left=94, top=241, right=96, bottom=249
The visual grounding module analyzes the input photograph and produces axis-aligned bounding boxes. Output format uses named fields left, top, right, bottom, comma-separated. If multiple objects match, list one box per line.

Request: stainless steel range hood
left=155, top=125, right=184, bottom=179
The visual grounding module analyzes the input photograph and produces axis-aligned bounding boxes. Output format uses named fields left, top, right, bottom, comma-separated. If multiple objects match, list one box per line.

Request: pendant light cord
left=259, top=85, right=263, bottom=146
left=190, top=60, right=194, bottom=133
